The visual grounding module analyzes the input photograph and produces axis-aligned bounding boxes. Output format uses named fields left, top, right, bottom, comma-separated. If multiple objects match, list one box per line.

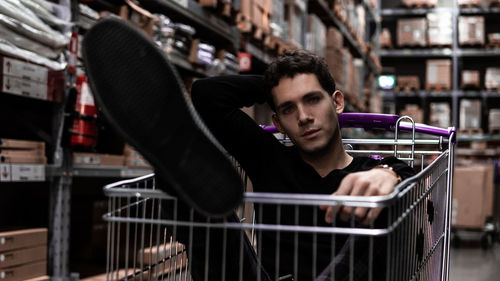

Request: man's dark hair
left=263, top=49, right=336, bottom=111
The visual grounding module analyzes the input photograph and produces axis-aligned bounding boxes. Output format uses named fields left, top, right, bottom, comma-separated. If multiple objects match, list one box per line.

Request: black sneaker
left=82, top=18, right=243, bottom=216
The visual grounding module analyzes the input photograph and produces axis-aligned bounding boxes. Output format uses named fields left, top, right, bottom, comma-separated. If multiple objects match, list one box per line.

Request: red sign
left=238, top=52, right=252, bottom=72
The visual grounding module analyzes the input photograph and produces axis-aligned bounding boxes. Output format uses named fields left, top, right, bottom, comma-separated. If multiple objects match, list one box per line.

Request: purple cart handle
left=262, top=113, right=456, bottom=141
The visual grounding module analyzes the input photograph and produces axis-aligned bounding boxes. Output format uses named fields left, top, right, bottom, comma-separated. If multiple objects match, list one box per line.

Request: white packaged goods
left=459, top=99, right=482, bottom=129
left=485, top=67, right=500, bottom=90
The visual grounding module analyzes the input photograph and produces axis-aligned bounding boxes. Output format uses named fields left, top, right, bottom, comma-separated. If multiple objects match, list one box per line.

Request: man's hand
left=319, top=168, right=400, bottom=225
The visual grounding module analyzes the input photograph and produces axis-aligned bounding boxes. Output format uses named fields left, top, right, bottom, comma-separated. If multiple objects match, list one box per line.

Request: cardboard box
left=402, top=0, right=437, bottom=7
left=400, top=104, right=423, bottom=123
left=137, top=243, right=186, bottom=266
left=489, top=109, right=500, bottom=131
left=0, top=229, right=47, bottom=252
left=427, top=12, right=453, bottom=46
left=0, top=56, right=48, bottom=83
left=458, top=0, right=482, bottom=6
left=488, top=33, right=500, bottom=45
left=73, top=152, right=125, bottom=167
left=326, top=27, right=343, bottom=51
left=452, top=165, right=494, bottom=228
left=430, top=103, right=451, bottom=128
left=285, top=0, right=306, bottom=47
left=459, top=99, right=482, bottom=129
left=396, top=75, right=420, bottom=91
left=325, top=48, right=344, bottom=88
left=458, top=16, right=485, bottom=46
left=270, top=0, right=285, bottom=37
left=426, top=59, right=451, bottom=91
left=397, top=18, right=427, bottom=47
left=379, top=28, right=392, bottom=48
left=485, top=67, right=500, bottom=90
left=1, top=75, right=48, bottom=101
left=0, top=246, right=46, bottom=269
left=119, top=0, right=154, bottom=37
left=305, top=14, right=326, bottom=58
left=0, top=139, right=45, bottom=150
left=0, top=261, right=46, bottom=281
left=0, top=164, right=46, bottom=182
left=461, top=70, right=480, bottom=89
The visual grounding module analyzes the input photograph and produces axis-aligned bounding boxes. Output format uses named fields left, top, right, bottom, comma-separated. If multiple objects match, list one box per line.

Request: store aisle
left=450, top=242, right=500, bottom=281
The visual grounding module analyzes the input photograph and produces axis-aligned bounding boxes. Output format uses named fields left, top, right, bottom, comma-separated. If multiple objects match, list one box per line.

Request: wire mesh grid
left=102, top=142, right=453, bottom=281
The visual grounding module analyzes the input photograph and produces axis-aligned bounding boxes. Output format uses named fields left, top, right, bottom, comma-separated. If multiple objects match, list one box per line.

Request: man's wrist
left=372, top=164, right=402, bottom=184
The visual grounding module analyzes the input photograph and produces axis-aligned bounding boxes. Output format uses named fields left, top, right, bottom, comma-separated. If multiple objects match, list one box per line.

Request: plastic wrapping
left=0, top=39, right=66, bottom=70
left=0, top=20, right=61, bottom=59
left=0, top=15, right=67, bottom=49
left=19, top=0, right=71, bottom=30
left=0, top=0, right=67, bottom=45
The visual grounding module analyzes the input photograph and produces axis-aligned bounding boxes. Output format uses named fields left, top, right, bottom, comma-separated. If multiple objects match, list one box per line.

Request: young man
left=189, top=49, right=415, bottom=280
left=83, top=19, right=413, bottom=281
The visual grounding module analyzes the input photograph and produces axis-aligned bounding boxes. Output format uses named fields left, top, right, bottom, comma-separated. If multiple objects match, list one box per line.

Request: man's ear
left=272, top=114, right=285, bottom=133
left=332, top=90, right=345, bottom=114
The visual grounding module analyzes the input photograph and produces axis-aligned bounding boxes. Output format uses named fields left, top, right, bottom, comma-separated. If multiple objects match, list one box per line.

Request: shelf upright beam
left=48, top=1, right=79, bottom=280
left=452, top=0, right=459, bottom=128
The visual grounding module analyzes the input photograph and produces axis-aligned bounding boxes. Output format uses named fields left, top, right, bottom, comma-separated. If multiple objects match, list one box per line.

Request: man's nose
left=297, top=105, right=312, bottom=126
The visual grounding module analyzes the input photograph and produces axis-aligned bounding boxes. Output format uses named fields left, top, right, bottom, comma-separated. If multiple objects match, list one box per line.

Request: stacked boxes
left=241, top=0, right=273, bottom=33
left=426, top=59, right=452, bottom=91
left=284, top=0, right=307, bottom=47
left=0, top=229, right=47, bottom=281
left=397, top=18, right=427, bottom=47
left=379, top=28, right=392, bottom=49
left=0, top=139, right=46, bottom=182
left=400, top=104, right=424, bottom=123
left=427, top=12, right=453, bottom=46
left=325, top=27, right=344, bottom=89
left=458, top=16, right=485, bottom=46
left=459, top=99, right=482, bottom=130
left=485, top=67, right=500, bottom=91
left=489, top=109, right=500, bottom=133
left=430, top=103, right=451, bottom=128
left=119, top=0, right=155, bottom=36
left=305, top=14, right=326, bottom=58
left=458, top=0, right=482, bottom=6
left=461, top=70, right=480, bottom=89
left=402, top=0, right=437, bottom=7
left=453, top=165, right=494, bottom=228
left=396, top=76, right=420, bottom=91
left=0, top=56, right=64, bottom=102
left=271, top=0, right=285, bottom=37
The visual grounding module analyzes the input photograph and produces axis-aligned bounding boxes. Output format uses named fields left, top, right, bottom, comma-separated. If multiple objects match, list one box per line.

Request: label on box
left=2, top=57, right=48, bottom=83
left=74, top=155, right=101, bottom=165
left=0, top=164, right=11, bottom=182
left=10, top=164, right=45, bottom=181
left=2, top=76, right=48, bottom=100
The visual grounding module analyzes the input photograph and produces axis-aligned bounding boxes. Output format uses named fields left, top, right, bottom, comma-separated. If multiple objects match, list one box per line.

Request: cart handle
left=262, top=113, right=456, bottom=141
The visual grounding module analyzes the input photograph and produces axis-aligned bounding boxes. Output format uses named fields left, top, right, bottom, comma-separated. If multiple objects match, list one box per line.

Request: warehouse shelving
left=378, top=0, right=500, bottom=132
left=310, top=0, right=380, bottom=75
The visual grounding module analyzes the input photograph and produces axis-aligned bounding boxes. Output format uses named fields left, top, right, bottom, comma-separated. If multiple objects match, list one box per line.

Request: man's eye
left=308, top=96, right=320, bottom=103
left=281, top=106, right=293, bottom=115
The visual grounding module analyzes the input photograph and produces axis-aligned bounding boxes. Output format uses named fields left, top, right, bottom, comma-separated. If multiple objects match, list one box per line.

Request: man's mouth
left=302, top=128, right=320, bottom=138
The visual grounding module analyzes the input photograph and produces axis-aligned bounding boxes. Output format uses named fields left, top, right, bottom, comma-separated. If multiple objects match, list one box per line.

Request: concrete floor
left=449, top=239, right=500, bottom=281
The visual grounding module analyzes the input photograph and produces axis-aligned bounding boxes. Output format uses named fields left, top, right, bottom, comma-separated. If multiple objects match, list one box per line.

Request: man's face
left=271, top=73, right=343, bottom=155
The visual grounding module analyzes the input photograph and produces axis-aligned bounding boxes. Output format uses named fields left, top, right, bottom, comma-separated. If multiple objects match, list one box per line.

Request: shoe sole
left=82, top=18, right=243, bottom=216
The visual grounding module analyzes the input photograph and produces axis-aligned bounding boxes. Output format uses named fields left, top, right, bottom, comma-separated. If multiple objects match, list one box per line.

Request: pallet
left=429, top=43, right=453, bottom=48
left=489, top=128, right=500, bottom=135
left=459, top=42, right=485, bottom=48
left=458, top=128, right=483, bottom=135
left=485, top=87, right=500, bottom=92
left=395, top=86, right=420, bottom=92
left=403, top=2, right=437, bottom=8
left=426, top=85, right=452, bottom=92
left=461, top=83, right=481, bottom=90
left=199, top=0, right=239, bottom=24
left=486, top=42, right=500, bottom=49
left=458, top=3, right=482, bottom=8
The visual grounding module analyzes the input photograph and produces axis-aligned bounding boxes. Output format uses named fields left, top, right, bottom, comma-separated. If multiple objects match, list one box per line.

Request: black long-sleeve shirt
left=190, top=75, right=415, bottom=280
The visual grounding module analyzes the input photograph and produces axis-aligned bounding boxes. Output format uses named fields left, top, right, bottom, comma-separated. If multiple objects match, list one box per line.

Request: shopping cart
left=102, top=113, right=456, bottom=281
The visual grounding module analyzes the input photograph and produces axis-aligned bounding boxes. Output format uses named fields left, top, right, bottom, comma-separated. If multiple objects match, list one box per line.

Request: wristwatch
left=373, top=164, right=403, bottom=184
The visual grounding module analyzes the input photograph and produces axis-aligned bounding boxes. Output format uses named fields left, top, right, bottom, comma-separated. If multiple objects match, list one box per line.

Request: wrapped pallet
left=427, top=12, right=452, bottom=47
left=485, top=67, right=500, bottom=91
left=458, top=16, right=485, bottom=46
left=430, top=103, right=451, bottom=128
left=396, top=75, right=420, bottom=91
left=461, top=70, right=480, bottom=89
left=379, top=28, right=392, bottom=48
left=489, top=109, right=500, bottom=133
left=459, top=99, right=482, bottom=130
left=397, top=18, right=427, bottom=47
left=426, top=59, right=452, bottom=91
